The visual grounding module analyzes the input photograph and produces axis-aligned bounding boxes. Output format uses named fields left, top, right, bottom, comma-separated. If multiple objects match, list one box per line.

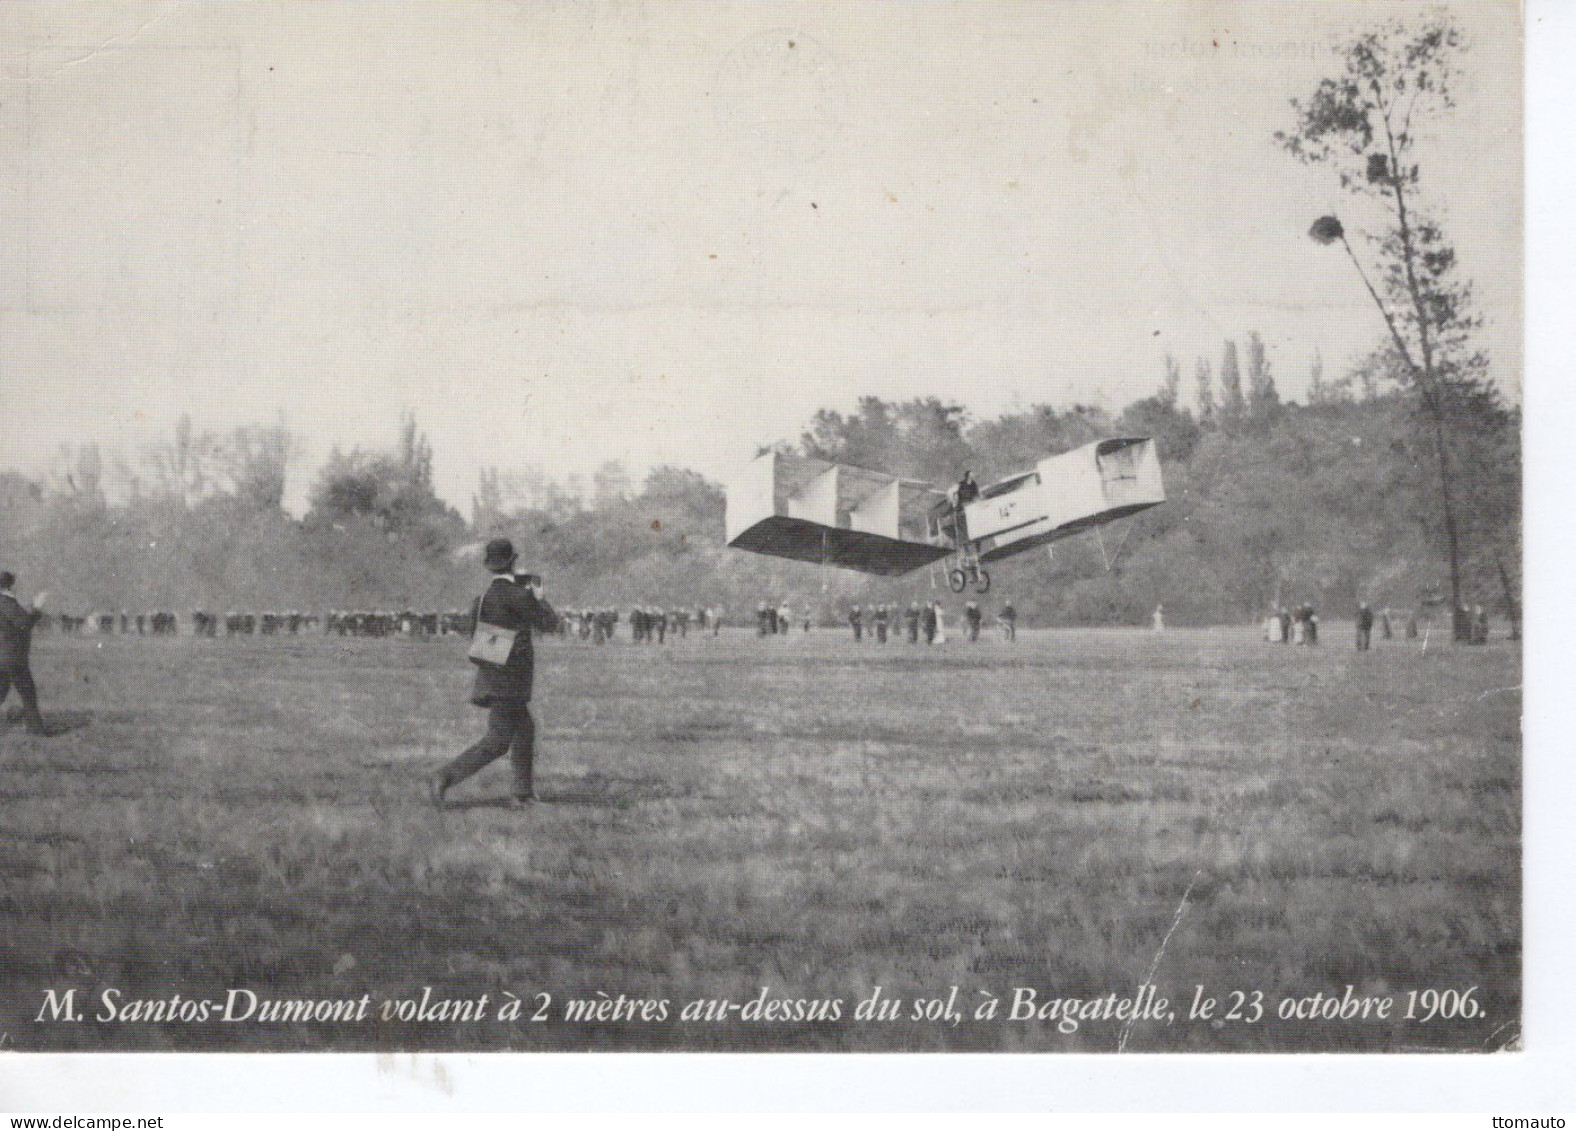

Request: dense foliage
left=0, top=350, right=1519, bottom=626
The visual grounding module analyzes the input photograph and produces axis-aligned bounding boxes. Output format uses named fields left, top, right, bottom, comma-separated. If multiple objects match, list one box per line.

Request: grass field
left=0, top=623, right=1519, bottom=1052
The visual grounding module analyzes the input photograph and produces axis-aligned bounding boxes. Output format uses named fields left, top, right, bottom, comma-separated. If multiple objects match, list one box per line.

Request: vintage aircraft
left=725, top=437, right=1166, bottom=593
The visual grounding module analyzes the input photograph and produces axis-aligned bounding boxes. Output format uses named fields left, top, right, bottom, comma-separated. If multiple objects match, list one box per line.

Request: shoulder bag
left=467, top=580, right=517, bottom=667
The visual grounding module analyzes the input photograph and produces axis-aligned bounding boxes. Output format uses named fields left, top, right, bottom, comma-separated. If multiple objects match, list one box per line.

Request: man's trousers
left=441, top=698, right=536, bottom=798
left=0, top=665, right=45, bottom=731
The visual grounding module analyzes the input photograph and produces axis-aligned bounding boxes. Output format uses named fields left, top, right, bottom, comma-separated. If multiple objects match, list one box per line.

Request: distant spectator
left=1355, top=602, right=1374, bottom=651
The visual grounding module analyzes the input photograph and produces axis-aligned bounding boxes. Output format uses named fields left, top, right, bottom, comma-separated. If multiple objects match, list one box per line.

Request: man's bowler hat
left=483, top=538, right=518, bottom=572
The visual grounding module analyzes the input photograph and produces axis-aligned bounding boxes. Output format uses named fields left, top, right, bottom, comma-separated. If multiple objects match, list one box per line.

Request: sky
left=0, top=1, right=1522, bottom=514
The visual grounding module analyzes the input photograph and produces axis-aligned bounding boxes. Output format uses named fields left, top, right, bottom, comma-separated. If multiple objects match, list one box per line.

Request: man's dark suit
left=0, top=592, right=46, bottom=732
left=440, top=575, right=559, bottom=799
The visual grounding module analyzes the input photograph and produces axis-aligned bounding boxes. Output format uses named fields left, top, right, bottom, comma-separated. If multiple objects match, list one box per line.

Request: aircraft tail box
left=969, top=438, right=1165, bottom=562
left=723, top=449, right=783, bottom=546
left=725, top=451, right=951, bottom=576
left=1042, top=437, right=1164, bottom=528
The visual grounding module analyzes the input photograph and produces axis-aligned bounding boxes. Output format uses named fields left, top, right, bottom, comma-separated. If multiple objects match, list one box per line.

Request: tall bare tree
left=225, top=422, right=296, bottom=511
left=1160, top=352, right=1183, bottom=409
left=1219, top=339, right=1246, bottom=430
left=1245, top=331, right=1281, bottom=422
left=143, top=414, right=223, bottom=507
left=1193, top=358, right=1215, bottom=427
left=1279, top=15, right=1496, bottom=614
left=50, top=442, right=107, bottom=509
left=1307, top=350, right=1329, bottom=405
left=593, top=460, right=633, bottom=510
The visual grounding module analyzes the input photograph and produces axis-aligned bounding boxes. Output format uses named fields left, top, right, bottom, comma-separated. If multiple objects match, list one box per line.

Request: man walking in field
left=906, top=601, right=921, bottom=643
left=430, top=539, right=559, bottom=809
left=999, top=600, right=1017, bottom=642
left=0, top=570, right=55, bottom=737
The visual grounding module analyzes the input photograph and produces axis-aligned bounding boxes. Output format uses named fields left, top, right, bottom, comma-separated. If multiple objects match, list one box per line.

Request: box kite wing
left=962, top=438, right=1165, bottom=564
left=725, top=451, right=951, bottom=577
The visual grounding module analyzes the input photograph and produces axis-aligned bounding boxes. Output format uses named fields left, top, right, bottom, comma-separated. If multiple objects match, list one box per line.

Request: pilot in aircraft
left=949, top=471, right=981, bottom=543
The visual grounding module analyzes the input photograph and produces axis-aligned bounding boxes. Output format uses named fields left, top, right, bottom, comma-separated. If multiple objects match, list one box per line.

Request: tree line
left=0, top=345, right=1518, bottom=627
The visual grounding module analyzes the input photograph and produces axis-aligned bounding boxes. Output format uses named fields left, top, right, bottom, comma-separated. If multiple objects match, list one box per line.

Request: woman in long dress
left=933, top=600, right=947, bottom=644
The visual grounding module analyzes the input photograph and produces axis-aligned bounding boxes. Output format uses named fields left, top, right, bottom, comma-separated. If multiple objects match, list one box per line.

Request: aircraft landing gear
left=948, top=557, right=991, bottom=594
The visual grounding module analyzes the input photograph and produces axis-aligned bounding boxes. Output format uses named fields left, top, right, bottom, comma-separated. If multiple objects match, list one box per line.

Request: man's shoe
left=26, top=722, right=63, bottom=738
left=427, top=775, right=448, bottom=809
left=503, top=793, right=536, bottom=810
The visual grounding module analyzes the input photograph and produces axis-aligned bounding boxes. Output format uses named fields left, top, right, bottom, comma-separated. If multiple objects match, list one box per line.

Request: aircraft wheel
left=947, top=569, right=968, bottom=594
left=975, top=569, right=991, bottom=594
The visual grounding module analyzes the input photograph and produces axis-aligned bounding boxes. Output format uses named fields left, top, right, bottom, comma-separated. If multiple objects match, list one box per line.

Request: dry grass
left=0, top=625, right=1519, bottom=1051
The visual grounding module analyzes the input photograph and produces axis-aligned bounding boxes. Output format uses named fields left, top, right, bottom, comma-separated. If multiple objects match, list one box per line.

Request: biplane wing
left=724, top=451, right=951, bottom=576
